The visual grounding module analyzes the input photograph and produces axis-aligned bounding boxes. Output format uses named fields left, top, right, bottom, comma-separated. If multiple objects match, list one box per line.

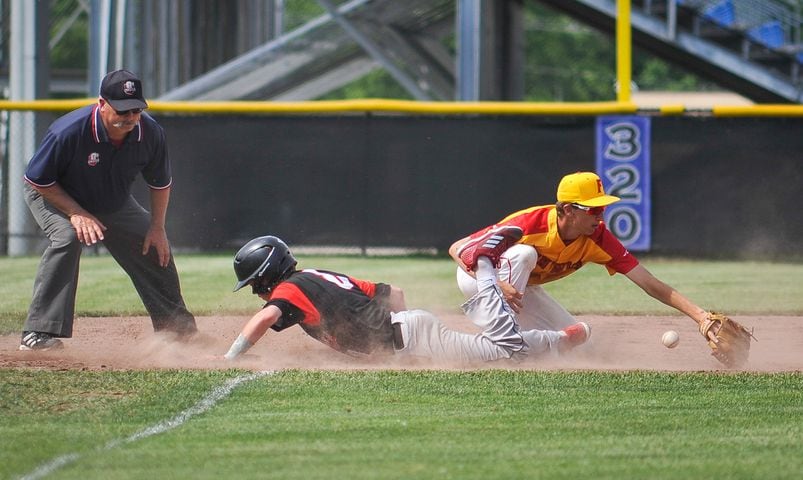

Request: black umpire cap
left=100, top=70, right=148, bottom=111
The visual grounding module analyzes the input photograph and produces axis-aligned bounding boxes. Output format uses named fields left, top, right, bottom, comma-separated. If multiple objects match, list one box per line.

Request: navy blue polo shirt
left=24, top=104, right=172, bottom=214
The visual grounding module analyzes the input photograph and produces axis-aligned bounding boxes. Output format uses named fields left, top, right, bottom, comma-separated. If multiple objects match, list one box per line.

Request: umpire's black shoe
left=19, top=331, right=64, bottom=351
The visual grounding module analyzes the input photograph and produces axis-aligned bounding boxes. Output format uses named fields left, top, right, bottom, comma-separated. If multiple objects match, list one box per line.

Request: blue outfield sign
left=595, top=116, right=651, bottom=251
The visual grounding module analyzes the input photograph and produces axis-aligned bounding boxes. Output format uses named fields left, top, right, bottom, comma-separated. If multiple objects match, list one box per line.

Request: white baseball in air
left=661, top=330, right=680, bottom=349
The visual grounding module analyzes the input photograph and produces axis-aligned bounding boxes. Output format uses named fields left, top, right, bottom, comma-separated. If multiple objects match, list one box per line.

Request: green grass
left=2, top=369, right=801, bottom=479
left=3, top=255, right=803, bottom=479
left=2, top=253, right=803, bottom=334
left=545, top=257, right=803, bottom=315
left=0, top=253, right=469, bottom=333
left=0, top=369, right=242, bottom=479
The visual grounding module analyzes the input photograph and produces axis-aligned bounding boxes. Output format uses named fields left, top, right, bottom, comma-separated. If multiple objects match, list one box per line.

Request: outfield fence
left=2, top=100, right=802, bottom=259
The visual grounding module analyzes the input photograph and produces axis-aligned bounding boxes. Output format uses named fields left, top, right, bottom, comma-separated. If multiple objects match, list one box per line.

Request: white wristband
left=224, top=334, right=253, bottom=360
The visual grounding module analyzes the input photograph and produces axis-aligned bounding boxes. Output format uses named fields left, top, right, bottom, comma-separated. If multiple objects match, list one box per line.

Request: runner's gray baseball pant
left=392, top=283, right=562, bottom=362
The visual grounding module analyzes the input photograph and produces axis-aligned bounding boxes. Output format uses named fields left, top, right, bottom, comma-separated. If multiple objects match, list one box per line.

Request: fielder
left=450, top=171, right=753, bottom=367
left=223, top=234, right=591, bottom=363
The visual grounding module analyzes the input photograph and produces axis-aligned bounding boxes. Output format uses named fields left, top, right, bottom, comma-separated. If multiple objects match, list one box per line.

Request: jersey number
left=303, top=269, right=355, bottom=290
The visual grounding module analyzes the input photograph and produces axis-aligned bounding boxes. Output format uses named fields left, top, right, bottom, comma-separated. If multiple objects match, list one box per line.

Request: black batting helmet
left=233, top=236, right=297, bottom=293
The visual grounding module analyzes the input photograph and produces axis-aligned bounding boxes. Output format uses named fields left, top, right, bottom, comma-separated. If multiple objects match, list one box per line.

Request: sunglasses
left=572, top=204, right=606, bottom=216
left=114, top=108, right=144, bottom=116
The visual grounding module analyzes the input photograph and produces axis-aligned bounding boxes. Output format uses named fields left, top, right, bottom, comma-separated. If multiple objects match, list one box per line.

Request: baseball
left=661, top=330, right=680, bottom=349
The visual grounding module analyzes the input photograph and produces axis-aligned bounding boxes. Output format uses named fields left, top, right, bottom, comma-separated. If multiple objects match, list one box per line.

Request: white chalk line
left=18, top=370, right=275, bottom=480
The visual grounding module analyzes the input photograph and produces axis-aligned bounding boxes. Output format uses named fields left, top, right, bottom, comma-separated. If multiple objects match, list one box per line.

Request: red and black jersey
left=266, top=269, right=395, bottom=356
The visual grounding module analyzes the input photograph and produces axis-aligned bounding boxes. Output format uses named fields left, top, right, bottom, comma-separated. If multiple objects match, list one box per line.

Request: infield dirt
left=1, top=314, right=801, bottom=372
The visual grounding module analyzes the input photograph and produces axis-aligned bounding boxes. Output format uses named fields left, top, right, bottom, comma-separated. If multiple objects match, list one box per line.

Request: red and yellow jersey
left=493, top=204, right=639, bottom=285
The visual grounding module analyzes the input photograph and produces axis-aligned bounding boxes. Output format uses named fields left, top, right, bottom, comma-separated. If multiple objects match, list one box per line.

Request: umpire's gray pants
left=23, top=184, right=197, bottom=338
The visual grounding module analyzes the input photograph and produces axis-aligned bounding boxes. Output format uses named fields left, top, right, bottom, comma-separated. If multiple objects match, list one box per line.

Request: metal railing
left=680, top=0, right=801, bottom=45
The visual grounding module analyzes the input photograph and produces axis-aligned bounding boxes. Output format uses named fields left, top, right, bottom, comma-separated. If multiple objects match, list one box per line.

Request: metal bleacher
left=690, top=0, right=802, bottom=75
left=160, top=0, right=455, bottom=102
left=540, top=0, right=803, bottom=103
left=155, top=0, right=802, bottom=104
left=11, top=0, right=801, bottom=104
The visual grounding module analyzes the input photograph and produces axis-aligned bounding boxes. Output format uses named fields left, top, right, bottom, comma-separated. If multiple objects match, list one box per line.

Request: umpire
left=19, top=69, right=197, bottom=351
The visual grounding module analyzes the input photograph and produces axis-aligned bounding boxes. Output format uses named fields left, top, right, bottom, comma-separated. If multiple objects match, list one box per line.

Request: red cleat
left=457, top=225, right=523, bottom=270
left=558, top=322, right=591, bottom=354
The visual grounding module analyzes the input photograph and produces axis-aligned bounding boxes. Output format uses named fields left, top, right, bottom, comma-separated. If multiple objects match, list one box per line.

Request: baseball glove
left=698, top=312, right=755, bottom=368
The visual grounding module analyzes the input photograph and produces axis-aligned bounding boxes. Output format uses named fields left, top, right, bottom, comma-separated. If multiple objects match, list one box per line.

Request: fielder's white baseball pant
left=456, top=244, right=577, bottom=331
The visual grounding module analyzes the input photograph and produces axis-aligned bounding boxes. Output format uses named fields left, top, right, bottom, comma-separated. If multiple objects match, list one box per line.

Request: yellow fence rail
left=1, top=99, right=802, bottom=116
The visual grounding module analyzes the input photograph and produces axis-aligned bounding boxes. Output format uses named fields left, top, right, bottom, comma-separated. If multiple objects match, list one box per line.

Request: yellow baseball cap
left=556, top=172, right=620, bottom=207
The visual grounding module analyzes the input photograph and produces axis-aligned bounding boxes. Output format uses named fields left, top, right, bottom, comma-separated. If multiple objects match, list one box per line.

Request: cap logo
left=87, top=152, right=100, bottom=166
left=122, top=80, right=137, bottom=96
left=556, top=171, right=620, bottom=207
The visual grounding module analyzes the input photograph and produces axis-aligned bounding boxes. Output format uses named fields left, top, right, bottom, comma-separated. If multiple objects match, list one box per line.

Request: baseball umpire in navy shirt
left=20, top=69, right=197, bottom=351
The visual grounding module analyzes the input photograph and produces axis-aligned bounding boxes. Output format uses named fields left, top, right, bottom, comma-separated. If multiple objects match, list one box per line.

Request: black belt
left=392, top=322, right=404, bottom=350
